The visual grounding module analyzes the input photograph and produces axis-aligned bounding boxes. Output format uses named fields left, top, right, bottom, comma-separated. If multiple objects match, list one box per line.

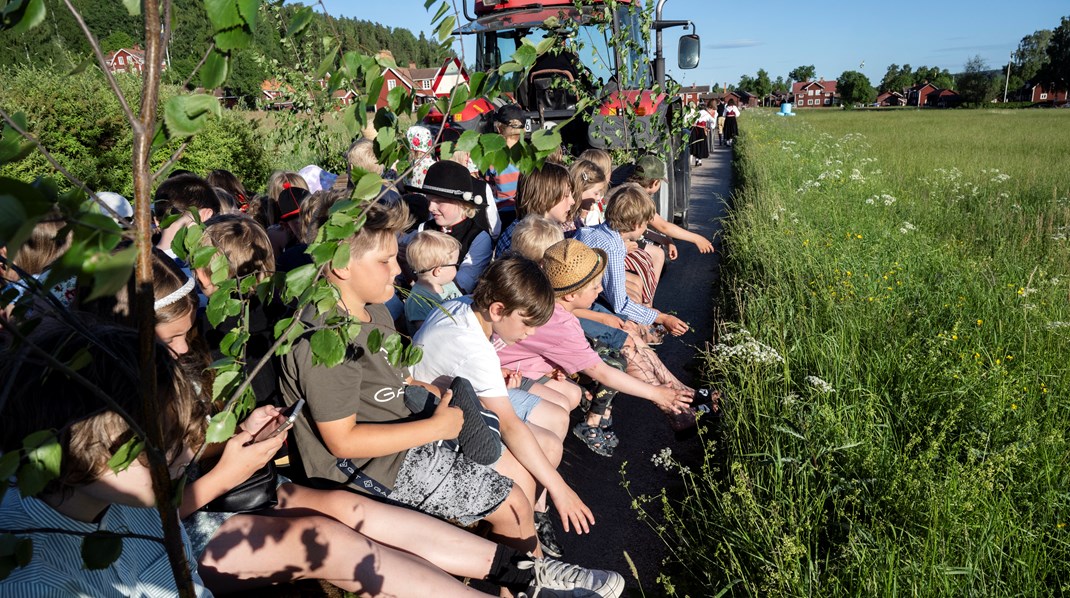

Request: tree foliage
left=789, top=64, right=815, bottom=83
left=957, top=55, right=1000, bottom=106
left=1038, top=16, right=1070, bottom=86
left=836, top=70, right=876, bottom=107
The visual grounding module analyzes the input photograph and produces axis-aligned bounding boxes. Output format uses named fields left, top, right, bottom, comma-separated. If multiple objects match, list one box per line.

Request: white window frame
left=118, top=55, right=125, bottom=65
left=1040, top=92, right=1048, bottom=100
left=421, top=79, right=431, bottom=90
left=387, top=79, right=397, bottom=91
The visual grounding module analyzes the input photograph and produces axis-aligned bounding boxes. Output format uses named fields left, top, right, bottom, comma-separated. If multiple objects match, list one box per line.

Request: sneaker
left=520, top=557, right=625, bottom=597
left=534, top=510, right=563, bottom=558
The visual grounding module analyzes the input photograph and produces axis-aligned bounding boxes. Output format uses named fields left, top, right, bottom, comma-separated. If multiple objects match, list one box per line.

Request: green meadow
left=644, top=108, right=1070, bottom=596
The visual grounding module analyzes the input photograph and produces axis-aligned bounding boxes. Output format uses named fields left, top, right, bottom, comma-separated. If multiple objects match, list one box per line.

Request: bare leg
left=198, top=512, right=486, bottom=597
left=539, top=378, right=582, bottom=411
left=272, top=484, right=497, bottom=580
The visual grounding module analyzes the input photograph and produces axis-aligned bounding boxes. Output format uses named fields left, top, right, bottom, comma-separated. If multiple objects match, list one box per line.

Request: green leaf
left=273, top=316, right=294, bottom=341
left=209, top=251, right=231, bottom=286
left=206, top=289, right=228, bottom=327
left=200, top=50, right=230, bottom=90
left=366, top=327, right=383, bottom=354
left=235, top=0, right=258, bottom=31
left=331, top=241, right=351, bottom=270
left=431, top=1, right=449, bottom=23
left=479, top=134, right=507, bottom=154
left=285, top=6, right=314, bottom=38
left=382, top=333, right=404, bottom=367
left=0, top=112, right=34, bottom=165
left=513, top=44, right=537, bottom=70
left=81, top=245, right=135, bottom=302
left=386, top=85, right=406, bottom=113
left=17, top=430, right=61, bottom=497
left=352, top=172, right=383, bottom=201
left=535, top=37, right=555, bottom=56
left=106, top=437, right=144, bottom=473
left=423, top=0, right=436, bottom=9
left=120, top=0, right=139, bottom=16
left=2, top=0, right=46, bottom=34
left=212, top=369, right=241, bottom=402
left=310, top=329, right=346, bottom=368
left=499, top=61, right=523, bottom=74
left=81, top=531, right=123, bottom=570
left=284, top=263, right=318, bottom=301
left=531, top=128, right=561, bottom=152
left=436, top=15, right=455, bottom=43
left=316, top=46, right=339, bottom=80
left=456, top=130, right=479, bottom=153
left=0, top=176, right=51, bottom=253
left=190, top=245, right=216, bottom=269
left=163, top=94, right=222, bottom=139
left=403, top=344, right=424, bottom=367
left=205, top=410, right=237, bottom=443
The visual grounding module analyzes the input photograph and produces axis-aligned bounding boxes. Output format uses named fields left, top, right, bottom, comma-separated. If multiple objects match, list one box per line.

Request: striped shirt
left=485, top=163, right=520, bottom=210
left=0, top=486, right=212, bottom=597
left=573, top=223, right=658, bottom=325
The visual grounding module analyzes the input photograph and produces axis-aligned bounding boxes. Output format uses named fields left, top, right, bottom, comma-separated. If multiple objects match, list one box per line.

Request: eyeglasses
left=415, top=261, right=462, bottom=274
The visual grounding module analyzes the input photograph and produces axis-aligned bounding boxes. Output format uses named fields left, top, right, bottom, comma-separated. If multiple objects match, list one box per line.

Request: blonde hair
left=201, top=214, right=275, bottom=284
left=11, top=211, right=71, bottom=276
left=346, top=138, right=384, bottom=176
left=495, top=121, right=524, bottom=140
left=509, top=215, right=564, bottom=262
left=578, top=148, right=612, bottom=184
left=516, top=162, right=571, bottom=220
left=604, top=183, right=655, bottom=232
left=266, top=171, right=308, bottom=202
left=406, top=230, right=461, bottom=274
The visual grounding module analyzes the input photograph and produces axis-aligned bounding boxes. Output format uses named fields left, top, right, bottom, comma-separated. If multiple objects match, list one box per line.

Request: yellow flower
left=951, top=335, right=958, bottom=340
left=977, top=319, right=983, bottom=326
left=1059, top=523, right=1067, bottom=529
left=856, top=234, right=863, bottom=239
left=1011, top=403, right=1018, bottom=410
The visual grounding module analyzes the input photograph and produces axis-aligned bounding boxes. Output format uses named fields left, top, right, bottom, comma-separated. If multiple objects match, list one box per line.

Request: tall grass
left=639, top=108, right=1070, bottom=596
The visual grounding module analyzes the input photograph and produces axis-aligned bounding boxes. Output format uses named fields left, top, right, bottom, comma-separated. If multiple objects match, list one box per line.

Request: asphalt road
left=553, top=145, right=733, bottom=595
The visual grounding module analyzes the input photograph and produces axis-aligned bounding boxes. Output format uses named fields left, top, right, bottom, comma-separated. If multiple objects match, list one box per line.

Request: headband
left=154, top=276, right=196, bottom=311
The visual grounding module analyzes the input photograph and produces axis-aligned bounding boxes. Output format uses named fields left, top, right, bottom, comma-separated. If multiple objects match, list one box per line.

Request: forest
left=0, top=0, right=451, bottom=105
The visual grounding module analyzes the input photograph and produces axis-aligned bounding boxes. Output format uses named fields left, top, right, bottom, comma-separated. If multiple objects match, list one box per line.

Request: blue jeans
left=577, top=303, right=628, bottom=350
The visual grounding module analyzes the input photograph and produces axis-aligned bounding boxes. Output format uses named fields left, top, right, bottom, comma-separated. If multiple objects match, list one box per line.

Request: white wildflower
left=865, top=196, right=875, bottom=205
left=805, top=375, right=834, bottom=394
left=881, top=194, right=897, bottom=206
left=710, top=329, right=784, bottom=366
left=1046, top=321, right=1070, bottom=329
left=651, top=447, right=673, bottom=470
left=899, top=221, right=916, bottom=234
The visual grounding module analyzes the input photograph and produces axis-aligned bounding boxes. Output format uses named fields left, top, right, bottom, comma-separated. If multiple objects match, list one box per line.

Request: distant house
left=408, top=65, right=439, bottom=94
left=791, top=80, right=839, bottom=107
left=261, top=79, right=294, bottom=110
left=332, top=89, right=358, bottom=106
left=905, top=81, right=961, bottom=107
left=193, top=87, right=240, bottom=109
left=876, top=91, right=905, bottom=107
left=679, top=85, right=710, bottom=105
left=1022, top=81, right=1068, bottom=104
left=104, top=45, right=165, bottom=75
left=726, top=90, right=759, bottom=108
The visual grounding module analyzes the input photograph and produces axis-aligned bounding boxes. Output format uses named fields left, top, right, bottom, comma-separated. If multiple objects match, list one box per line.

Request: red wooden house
left=876, top=91, right=905, bottom=106
left=104, top=45, right=165, bottom=75
left=1024, top=81, right=1068, bottom=104
left=791, top=80, right=839, bottom=107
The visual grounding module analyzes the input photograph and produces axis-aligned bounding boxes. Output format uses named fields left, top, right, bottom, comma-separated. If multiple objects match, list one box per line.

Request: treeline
left=731, top=15, right=1069, bottom=107
left=0, top=0, right=450, bottom=105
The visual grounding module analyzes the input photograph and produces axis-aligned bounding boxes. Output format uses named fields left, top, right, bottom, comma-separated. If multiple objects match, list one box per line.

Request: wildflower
left=977, top=319, right=983, bottom=326
left=805, top=375, right=835, bottom=394
left=651, top=447, right=673, bottom=470
left=1011, top=403, right=1018, bottom=410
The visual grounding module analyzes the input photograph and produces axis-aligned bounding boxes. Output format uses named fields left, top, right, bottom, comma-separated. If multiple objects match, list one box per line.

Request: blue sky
left=321, top=1, right=1067, bottom=88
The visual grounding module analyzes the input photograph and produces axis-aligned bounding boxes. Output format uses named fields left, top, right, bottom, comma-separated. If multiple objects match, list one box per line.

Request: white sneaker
left=520, top=557, right=625, bottom=597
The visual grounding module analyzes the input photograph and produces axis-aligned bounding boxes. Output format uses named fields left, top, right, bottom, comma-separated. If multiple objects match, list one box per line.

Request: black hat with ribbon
left=413, top=160, right=486, bottom=208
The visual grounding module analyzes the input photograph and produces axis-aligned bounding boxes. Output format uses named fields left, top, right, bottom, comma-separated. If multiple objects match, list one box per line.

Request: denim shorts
left=577, top=303, right=629, bottom=350
left=508, top=388, right=542, bottom=422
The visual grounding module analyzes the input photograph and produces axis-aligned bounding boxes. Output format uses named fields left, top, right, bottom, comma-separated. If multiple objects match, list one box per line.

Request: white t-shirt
left=410, top=296, right=509, bottom=398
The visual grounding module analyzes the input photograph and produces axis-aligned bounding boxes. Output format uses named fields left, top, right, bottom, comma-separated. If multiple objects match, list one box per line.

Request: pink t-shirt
left=496, top=304, right=603, bottom=378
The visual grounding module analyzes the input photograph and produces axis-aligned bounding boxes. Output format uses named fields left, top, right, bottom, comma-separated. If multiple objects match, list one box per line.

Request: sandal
left=599, top=415, right=620, bottom=449
left=572, top=422, right=614, bottom=457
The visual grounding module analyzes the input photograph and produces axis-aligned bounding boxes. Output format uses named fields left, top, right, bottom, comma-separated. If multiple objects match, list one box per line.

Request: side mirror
left=678, top=34, right=700, bottom=70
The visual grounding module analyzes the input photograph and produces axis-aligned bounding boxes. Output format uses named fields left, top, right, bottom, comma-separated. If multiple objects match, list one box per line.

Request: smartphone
left=250, top=399, right=304, bottom=444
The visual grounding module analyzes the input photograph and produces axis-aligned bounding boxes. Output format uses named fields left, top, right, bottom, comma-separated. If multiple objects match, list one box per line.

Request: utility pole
left=1003, top=52, right=1012, bottom=103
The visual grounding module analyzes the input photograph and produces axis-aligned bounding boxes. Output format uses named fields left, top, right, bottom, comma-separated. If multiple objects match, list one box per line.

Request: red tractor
left=450, top=0, right=701, bottom=226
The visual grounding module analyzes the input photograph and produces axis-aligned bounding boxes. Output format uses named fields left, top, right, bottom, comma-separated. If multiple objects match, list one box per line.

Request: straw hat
left=542, top=239, right=607, bottom=297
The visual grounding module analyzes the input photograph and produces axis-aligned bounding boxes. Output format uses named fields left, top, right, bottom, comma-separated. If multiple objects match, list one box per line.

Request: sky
left=320, top=0, right=1067, bottom=88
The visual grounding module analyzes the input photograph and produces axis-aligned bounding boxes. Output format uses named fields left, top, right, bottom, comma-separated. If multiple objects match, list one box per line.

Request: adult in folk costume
left=414, top=160, right=493, bottom=293
left=723, top=98, right=741, bottom=146
left=687, top=102, right=715, bottom=165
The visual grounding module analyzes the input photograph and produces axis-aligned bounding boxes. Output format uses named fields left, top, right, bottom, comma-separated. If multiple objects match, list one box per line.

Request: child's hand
left=652, top=386, right=693, bottom=414
left=692, top=235, right=714, bottom=254
left=549, top=369, right=566, bottom=382
left=216, top=429, right=285, bottom=485
left=624, top=240, right=639, bottom=252
left=659, top=314, right=689, bottom=336
left=501, top=368, right=523, bottom=389
left=667, top=243, right=678, bottom=261
left=240, top=405, right=282, bottom=436
left=431, top=389, right=464, bottom=440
